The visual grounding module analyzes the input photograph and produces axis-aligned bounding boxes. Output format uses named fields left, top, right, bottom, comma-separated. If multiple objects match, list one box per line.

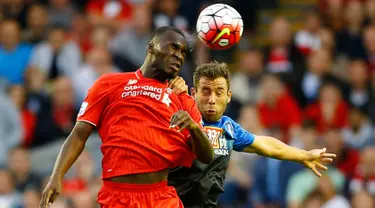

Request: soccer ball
left=196, top=3, right=243, bottom=50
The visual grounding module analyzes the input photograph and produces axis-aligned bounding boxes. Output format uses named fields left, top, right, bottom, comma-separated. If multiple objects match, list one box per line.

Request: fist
left=168, top=76, right=188, bottom=95
left=170, top=110, right=197, bottom=132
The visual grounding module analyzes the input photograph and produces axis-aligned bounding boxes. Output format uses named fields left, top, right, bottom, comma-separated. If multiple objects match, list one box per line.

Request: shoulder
left=177, top=93, right=196, bottom=106
left=99, top=72, right=134, bottom=83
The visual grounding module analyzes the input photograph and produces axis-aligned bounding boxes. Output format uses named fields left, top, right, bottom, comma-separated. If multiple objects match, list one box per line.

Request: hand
left=168, top=76, right=188, bottom=95
left=170, top=110, right=197, bottom=132
left=302, top=148, right=336, bottom=177
left=39, top=177, right=62, bottom=208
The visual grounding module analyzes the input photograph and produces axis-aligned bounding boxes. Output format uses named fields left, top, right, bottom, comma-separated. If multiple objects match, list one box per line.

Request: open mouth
left=170, top=63, right=181, bottom=71
left=207, top=109, right=216, bottom=115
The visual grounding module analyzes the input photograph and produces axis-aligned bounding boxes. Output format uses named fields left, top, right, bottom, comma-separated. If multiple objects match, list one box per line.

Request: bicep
left=70, top=121, right=94, bottom=143
left=243, top=136, right=266, bottom=154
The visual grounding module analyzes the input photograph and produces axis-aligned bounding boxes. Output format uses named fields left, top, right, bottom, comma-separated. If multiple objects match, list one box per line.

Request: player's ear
left=227, top=90, right=232, bottom=103
left=191, top=87, right=197, bottom=99
left=147, top=42, right=155, bottom=54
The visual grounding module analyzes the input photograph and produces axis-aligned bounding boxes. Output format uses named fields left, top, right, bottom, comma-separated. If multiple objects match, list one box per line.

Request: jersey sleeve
left=178, top=94, right=204, bottom=138
left=76, top=75, right=109, bottom=126
left=231, top=119, right=255, bottom=152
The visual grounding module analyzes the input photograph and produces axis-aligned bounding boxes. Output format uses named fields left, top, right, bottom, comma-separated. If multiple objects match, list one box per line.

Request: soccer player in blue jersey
left=167, top=62, right=336, bottom=208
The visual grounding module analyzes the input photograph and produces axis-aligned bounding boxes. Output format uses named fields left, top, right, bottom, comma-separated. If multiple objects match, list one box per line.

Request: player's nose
left=208, top=94, right=216, bottom=105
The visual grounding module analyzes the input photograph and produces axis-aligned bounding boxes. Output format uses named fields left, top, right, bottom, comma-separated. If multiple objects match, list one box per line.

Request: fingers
left=170, top=111, right=192, bottom=131
left=316, top=162, right=328, bottom=171
left=320, top=158, right=333, bottom=162
left=322, top=153, right=336, bottom=158
left=49, top=189, right=60, bottom=205
left=311, top=166, right=322, bottom=178
left=40, top=189, right=53, bottom=208
left=169, top=77, right=187, bottom=94
left=171, top=116, right=190, bottom=131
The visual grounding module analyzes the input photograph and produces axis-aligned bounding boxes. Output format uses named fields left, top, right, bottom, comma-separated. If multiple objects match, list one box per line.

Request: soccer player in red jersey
left=39, top=26, right=214, bottom=208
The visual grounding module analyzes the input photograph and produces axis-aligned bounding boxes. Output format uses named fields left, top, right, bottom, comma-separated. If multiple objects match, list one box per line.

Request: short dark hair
left=193, top=61, right=230, bottom=90
left=150, top=26, right=185, bottom=41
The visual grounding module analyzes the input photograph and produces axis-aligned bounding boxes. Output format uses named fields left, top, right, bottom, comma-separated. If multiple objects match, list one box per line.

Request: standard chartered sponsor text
left=122, top=85, right=164, bottom=100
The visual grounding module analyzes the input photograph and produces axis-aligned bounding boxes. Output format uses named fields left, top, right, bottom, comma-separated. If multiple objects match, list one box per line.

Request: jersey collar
left=135, top=69, right=169, bottom=84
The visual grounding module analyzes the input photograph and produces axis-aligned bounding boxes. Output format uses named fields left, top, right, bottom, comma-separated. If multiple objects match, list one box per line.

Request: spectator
left=316, top=176, right=350, bottom=208
left=0, top=20, right=33, bottom=84
left=1, top=0, right=29, bottom=29
left=251, top=125, right=304, bottom=208
left=72, top=47, right=118, bottom=108
left=22, top=188, right=41, bottom=208
left=0, top=93, right=22, bottom=166
left=257, top=74, right=302, bottom=143
left=85, top=0, right=133, bottom=30
left=294, top=49, right=339, bottom=107
left=29, top=24, right=82, bottom=80
left=347, top=146, right=375, bottom=197
left=152, top=0, right=189, bottom=31
left=90, top=25, right=113, bottom=50
left=365, top=0, right=375, bottom=26
left=351, top=190, right=374, bottom=208
left=301, top=190, right=324, bottom=208
left=110, top=5, right=152, bottom=71
left=230, top=49, right=264, bottom=106
left=33, top=76, right=77, bottom=147
left=263, top=17, right=305, bottom=87
left=286, top=164, right=345, bottom=208
left=0, top=168, right=21, bottom=207
left=318, top=27, right=335, bottom=55
left=7, top=85, right=36, bottom=147
left=319, top=0, right=345, bottom=31
left=7, top=147, right=42, bottom=193
left=336, top=1, right=367, bottom=59
left=22, top=4, right=49, bottom=45
left=70, top=190, right=96, bottom=208
left=69, top=13, right=91, bottom=55
left=294, top=9, right=322, bottom=56
left=63, top=151, right=95, bottom=197
left=323, top=128, right=360, bottom=178
left=290, top=120, right=318, bottom=150
left=363, top=25, right=375, bottom=73
left=304, top=83, right=349, bottom=133
left=48, top=0, right=76, bottom=29
left=347, top=59, right=373, bottom=110
left=342, top=108, right=374, bottom=150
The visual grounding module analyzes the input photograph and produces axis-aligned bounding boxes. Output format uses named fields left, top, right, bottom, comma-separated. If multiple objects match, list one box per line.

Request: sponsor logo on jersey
left=204, top=126, right=229, bottom=156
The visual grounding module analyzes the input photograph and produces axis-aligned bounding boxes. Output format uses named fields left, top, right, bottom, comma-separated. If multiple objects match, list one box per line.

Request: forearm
left=248, top=136, right=310, bottom=163
left=50, top=122, right=91, bottom=180
left=188, top=124, right=214, bottom=164
left=50, top=135, right=86, bottom=180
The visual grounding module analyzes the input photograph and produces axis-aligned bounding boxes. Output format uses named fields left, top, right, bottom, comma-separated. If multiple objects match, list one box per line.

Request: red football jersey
left=77, top=70, right=203, bottom=179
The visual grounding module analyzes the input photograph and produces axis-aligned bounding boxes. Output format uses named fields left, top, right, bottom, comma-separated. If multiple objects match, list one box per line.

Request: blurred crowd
left=0, top=0, right=374, bottom=208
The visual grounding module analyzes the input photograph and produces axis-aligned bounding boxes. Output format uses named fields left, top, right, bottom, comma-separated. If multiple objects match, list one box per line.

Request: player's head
left=146, top=26, right=188, bottom=80
left=192, top=61, right=232, bottom=123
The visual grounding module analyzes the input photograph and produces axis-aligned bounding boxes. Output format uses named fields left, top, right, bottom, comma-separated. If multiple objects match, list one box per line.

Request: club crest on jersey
left=204, top=126, right=229, bottom=156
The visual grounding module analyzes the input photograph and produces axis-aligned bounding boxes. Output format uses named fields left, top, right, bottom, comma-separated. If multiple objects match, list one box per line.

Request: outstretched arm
left=244, top=136, right=336, bottom=177
left=40, top=121, right=93, bottom=208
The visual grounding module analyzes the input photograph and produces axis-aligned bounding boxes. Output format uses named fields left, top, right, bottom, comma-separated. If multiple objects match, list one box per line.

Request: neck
left=140, top=56, right=168, bottom=83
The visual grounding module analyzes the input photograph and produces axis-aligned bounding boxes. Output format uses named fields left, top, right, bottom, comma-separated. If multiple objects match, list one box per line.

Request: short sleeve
left=231, top=119, right=255, bottom=152
left=76, top=76, right=109, bottom=126
left=178, top=94, right=203, bottom=138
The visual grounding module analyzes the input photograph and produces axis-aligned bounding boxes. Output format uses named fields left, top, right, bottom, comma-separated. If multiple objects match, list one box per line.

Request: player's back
left=77, top=70, right=201, bottom=179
